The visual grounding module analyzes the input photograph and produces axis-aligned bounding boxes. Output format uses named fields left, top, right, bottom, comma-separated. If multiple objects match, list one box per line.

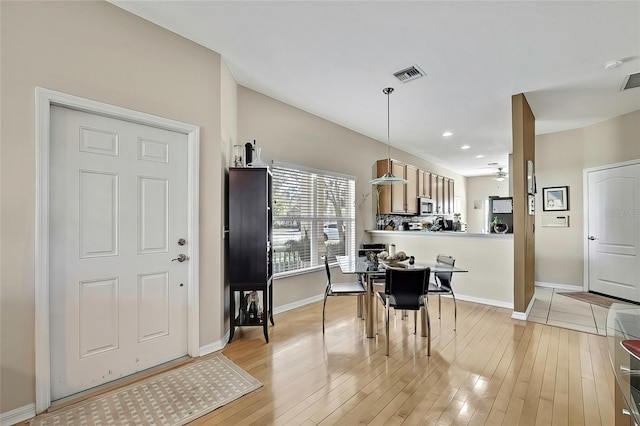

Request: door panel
left=50, top=106, right=189, bottom=400
left=79, top=171, right=118, bottom=257
left=79, top=278, right=119, bottom=358
left=588, top=164, right=640, bottom=302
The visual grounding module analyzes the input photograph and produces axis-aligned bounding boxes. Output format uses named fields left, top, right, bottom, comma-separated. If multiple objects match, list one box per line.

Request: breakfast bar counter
left=366, top=230, right=514, bottom=309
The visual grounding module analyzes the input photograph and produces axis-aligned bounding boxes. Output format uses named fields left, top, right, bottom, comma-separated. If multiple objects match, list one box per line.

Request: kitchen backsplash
left=375, top=213, right=454, bottom=230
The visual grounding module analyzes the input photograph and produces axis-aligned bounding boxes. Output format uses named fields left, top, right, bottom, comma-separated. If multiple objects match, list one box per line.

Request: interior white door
left=50, top=106, right=189, bottom=400
left=587, top=163, right=640, bottom=302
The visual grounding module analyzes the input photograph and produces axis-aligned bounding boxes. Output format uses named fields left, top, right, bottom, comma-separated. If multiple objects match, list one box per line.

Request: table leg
left=365, top=275, right=375, bottom=338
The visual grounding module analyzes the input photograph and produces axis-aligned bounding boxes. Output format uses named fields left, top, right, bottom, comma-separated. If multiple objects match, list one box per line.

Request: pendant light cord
left=384, top=87, right=394, bottom=174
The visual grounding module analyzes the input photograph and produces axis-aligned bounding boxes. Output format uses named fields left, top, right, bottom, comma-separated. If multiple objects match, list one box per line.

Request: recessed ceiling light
left=475, top=154, right=484, bottom=158
left=460, top=145, right=471, bottom=150
left=442, top=131, right=453, bottom=137
left=604, top=59, right=623, bottom=69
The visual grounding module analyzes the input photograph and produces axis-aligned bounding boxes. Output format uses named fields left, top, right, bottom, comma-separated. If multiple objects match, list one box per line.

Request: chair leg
left=385, top=302, right=390, bottom=356
left=413, top=311, right=417, bottom=334
left=322, top=287, right=329, bottom=333
left=438, top=295, right=442, bottom=319
left=422, top=304, right=431, bottom=356
left=452, top=292, right=457, bottom=331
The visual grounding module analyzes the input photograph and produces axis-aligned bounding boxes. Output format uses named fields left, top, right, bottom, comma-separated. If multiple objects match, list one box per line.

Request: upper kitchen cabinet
left=405, top=165, right=418, bottom=213
left=375, top=159, right=418, bottom=214
left=374, top=159, right=454, bottom=216
left=418, top=170, right=431, bottom=198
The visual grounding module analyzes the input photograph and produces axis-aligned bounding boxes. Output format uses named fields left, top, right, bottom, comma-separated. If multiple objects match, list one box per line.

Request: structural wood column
left=512, top=94, right=535, bottom=314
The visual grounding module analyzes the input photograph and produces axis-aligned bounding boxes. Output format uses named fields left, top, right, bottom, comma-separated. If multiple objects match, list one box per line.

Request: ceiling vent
left=393, top=65, right=426, bottom=83
left=621, top=72, right=640, bottom=91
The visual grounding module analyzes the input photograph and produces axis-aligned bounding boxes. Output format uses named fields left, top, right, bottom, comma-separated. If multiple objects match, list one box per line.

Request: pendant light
left=369, top=87, right=408, bottom=185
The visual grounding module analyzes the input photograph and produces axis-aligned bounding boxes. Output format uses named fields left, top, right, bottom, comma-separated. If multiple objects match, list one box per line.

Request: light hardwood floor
left=190, top=296, right=615, bottom=425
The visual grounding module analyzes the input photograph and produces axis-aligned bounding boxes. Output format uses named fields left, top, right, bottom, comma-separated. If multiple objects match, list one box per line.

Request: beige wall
left=237, top=87, right=467, bottom=307
left=535, top=110, right=640, bottom=286
left=0, top=1, right=224, bottom=412
left=219, top=62, right=238, bottom=338
left=465, top=176, right=510, bottom=233
left=371, top=232, right=514, bottom=306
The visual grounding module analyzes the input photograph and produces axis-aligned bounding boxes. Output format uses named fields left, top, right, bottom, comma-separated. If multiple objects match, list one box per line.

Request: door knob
left=172, top=254, right=188, bottom=262
left=588, top=236, right=598, bottom=240
left=178, top=238, right=186, bottom=246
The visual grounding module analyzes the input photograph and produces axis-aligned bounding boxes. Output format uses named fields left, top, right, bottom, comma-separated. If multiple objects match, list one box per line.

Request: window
left=271, top=162, right=355, bottom=275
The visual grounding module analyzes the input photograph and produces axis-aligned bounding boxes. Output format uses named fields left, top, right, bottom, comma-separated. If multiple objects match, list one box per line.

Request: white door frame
left=582, top=158, right=640, bottom=292
left=34, top=87, right=200, bottom=413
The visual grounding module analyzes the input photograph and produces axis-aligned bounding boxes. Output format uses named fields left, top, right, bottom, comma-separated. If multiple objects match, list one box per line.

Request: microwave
left=419, top=197, right=433, bottom=215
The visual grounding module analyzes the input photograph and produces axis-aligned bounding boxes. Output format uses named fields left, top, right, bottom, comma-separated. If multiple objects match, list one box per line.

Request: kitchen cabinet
left=448, top=179, right=455, bottom=214
left=405, top=165, right=418, bottom=214
left=228, top=167, right=274, bottom=343
left=374, top=160, right=454, bottom=216
left=418, top=170, right=431, bottom=198
left=435, top=176, right=444, bottom=214
left=375, top=159, right=418, bottom=214
left=443, top=178, right=450, bottom=214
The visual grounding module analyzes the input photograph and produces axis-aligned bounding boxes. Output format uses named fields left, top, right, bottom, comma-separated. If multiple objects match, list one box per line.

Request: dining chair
left=426, top=254, right=457, bottom=331
left=322, top=255, right=366, bottom=333
left=379, top=266, right=430, bottom=356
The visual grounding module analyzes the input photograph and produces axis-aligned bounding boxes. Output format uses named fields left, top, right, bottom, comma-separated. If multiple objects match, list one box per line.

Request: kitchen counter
left=367, top=229, right=515, bottom=311
left=367, top=230, right=513, bottom=238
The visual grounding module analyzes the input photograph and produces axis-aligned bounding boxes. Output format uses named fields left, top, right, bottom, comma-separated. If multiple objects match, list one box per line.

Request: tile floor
left=529, top=287, right=612, bottom=335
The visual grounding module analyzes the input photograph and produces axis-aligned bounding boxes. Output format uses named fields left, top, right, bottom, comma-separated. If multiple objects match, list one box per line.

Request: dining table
left=335, top=255, right=468, bottom=338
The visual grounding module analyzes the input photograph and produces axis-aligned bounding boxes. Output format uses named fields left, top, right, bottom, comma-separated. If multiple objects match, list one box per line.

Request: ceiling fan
left=494, top=167, right=508, bottom=182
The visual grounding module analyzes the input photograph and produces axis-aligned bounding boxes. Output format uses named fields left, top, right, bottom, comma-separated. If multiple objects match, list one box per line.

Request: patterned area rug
left=31, top=354, right=261, bottom=426
left=557, top=291, right=626, bottom=309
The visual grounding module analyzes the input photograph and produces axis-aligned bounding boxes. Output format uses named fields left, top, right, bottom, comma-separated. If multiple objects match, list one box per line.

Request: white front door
left=587, top=163, right=640, bottom=302
left=50, top=106, right=189, bottom=400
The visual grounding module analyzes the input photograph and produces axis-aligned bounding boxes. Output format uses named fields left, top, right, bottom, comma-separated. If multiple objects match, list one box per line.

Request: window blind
left=271, top=164, right=355, bottom=275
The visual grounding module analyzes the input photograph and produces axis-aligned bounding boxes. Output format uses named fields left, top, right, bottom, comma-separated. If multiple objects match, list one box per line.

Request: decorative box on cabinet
left=228, top=167, right=274, bottom=343
left=607, top=304, right=640, bottom=425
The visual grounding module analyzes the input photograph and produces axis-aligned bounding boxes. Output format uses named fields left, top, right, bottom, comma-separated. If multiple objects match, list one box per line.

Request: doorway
left=35, top=88, right=200, bottom=412
left=585, top=160, right=640, bottom=302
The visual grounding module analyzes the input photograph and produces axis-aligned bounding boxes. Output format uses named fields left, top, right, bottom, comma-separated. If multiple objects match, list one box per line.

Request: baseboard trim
left=511, top=311, right=527, bottom=320
left=199, top=329, right=231, bottom=357
left=273, top=294, right=325, bottom=315
left=512, top=295, right=536, bottom=321
left=449, top=294, right=513, bottom=310
left=1, top=403, right=35, bottom=426
left=535, top=281, right=584, bottom=291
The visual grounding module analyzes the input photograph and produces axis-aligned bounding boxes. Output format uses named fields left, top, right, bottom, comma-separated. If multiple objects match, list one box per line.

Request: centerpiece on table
left=377, top=250, right=410, bottom=268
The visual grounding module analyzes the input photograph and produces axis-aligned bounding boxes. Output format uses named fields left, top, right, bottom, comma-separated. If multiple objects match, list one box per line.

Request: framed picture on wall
left=542, top=186, right=569, bottom=211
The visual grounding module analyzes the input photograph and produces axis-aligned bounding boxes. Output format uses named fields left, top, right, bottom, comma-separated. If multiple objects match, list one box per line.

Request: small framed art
left=542, top=186, right=569, bottom=211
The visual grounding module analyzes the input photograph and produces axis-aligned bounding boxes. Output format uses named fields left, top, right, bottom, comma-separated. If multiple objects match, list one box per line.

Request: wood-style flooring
left=190, top=295, right=615, bottom=425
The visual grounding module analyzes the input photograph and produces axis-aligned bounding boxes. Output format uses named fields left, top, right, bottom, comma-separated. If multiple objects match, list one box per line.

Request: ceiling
left=110, top=1, right=640, bottom=177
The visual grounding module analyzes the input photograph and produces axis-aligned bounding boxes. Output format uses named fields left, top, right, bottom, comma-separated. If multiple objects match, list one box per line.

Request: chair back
left=384, top=267, right=430, bottom=310
left=435, top=254, right=455, bottom=289
left=323, top=255, right=332, bottom=284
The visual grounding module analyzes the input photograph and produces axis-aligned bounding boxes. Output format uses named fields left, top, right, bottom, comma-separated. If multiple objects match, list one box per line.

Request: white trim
left=582, top=158, right=640, bottom=293
left=199, top=329, right=231, bottom=357
left=0, top=403, right=35, bottom=426
left=535, top=281, right=584, bottom=292
left=273, top=293, right=325, bottom=315
left=511, top=311, right=527, bottom=321
left=449, top=293, right=513, bottom=310
left=34, top=87, right=201, bottom=413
